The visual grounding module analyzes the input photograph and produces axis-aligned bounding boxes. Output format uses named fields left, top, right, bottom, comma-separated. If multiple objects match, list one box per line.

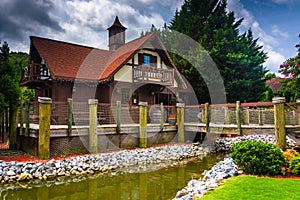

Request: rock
left=6, top=171, right=16, bottom=176
left=17, top=172, right=29, bottom=181
left=176, top=189, right=188, bottom=198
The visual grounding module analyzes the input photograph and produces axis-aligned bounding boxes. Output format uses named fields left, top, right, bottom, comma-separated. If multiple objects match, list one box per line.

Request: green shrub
left=230, top=141, right=286, bottom=175
left=289, top=155, right=300, bottom=175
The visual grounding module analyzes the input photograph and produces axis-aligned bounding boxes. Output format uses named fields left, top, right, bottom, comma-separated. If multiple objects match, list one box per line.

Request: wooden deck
left=21, top=123, right=177, bottom=138
left=21, top=122, right=300, bottom=138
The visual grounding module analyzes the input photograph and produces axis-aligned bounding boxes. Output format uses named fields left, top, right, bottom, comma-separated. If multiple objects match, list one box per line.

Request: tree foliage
left=0, top=42, right=31, bottom=111
left=0, top=42, right=20, bottom=109
left=278, top=34, right=300, bottom=102
left=169, top=0, right=267, bottom=103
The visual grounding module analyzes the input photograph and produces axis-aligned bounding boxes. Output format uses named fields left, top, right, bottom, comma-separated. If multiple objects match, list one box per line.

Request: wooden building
left=20, top=17, right=187, bottom=124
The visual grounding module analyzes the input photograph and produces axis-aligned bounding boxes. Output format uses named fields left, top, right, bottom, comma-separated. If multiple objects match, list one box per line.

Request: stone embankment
left=0, top=144, right=211, bottom=184
left=173, top=135, right=297, bottom=200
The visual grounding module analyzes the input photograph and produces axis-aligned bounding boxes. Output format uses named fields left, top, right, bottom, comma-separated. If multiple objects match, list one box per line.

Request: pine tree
left=169, top=0, right=267, bottom=103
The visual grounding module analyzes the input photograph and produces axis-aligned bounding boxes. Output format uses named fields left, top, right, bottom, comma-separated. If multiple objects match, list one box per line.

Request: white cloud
left=264, top=49, right=286, bottom=73
left=38, top=0, right=170, bottom=50
left=271, top=25, right=289, bottom=39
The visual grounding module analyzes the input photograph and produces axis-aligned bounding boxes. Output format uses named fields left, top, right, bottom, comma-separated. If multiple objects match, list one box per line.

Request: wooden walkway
left=23, top=122, right=300, bottom=137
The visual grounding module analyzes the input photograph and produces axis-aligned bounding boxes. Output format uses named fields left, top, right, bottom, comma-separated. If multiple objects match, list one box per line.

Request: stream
left=0, top=153, right=226, bottom=200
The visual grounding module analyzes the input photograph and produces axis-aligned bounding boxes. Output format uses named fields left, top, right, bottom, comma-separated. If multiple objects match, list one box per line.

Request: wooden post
left=38, top=97, right=52, bottom=159
left=116, top=101, right=121, bottom=134
left=139, top=102, right=147, bottom=148
left=5, top=108, right=9, bottom=133
left=9, top=105, right=19, bottom=150
left=160, top=102, right=164, bottom=130
left=243, top=109, right=250, bottom=125
left=292, top=110, right=296, bottom=125
left=177, top=103, right=185, bottom=142
left=67, top=98, right=73, bottom=136
left=19, top=100, right=24, bottom=135
left=88, top=99, right=98, bottom=154
left=258, top=109, right=263, bottom=126
left=236, top=101, right=242, bottom=135
left=297, top=99, right=300, bottom=126
left=25, top=99, right=30, bottom=137
left=225, top=107, right=230, bottom=124
left=272, top=97, right=286, bottom=150
left=204, top=103, right=209, bottom=132
left=0, top=112, right=3, bottom=142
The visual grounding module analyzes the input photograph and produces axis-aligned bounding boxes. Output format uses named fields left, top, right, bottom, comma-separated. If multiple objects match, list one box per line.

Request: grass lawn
left=200, top=176, right=300, bottom=200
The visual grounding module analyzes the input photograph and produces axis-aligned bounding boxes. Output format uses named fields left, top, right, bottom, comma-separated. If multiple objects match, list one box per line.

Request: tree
left=262, top=73, right=276, bottom=102
left=169, top=0, right=267, bottom=103
left=278, top=34, right=300, bottom=102
left=0, top=41, right=24, bottom=149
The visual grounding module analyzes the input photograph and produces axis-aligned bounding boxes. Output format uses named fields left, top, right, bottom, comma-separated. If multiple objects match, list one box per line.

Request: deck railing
left=19, top=100, right=300, bottom=129
left=24, top=101, right=177, bottom=126
left=184, top=101, right=300, bottom=126
left=20, top=63, right=51, bottom=83
left=133, top=65, right=174, bottom=85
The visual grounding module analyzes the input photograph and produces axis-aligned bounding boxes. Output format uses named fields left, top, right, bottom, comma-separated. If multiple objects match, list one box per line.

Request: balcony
left=133, top=65, right=174, bottom=86
left=20, top=63, right=51, bottom=87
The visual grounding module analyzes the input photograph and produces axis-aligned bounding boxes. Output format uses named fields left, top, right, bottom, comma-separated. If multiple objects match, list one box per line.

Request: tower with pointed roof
left=107, top=16, right=127, bottom=51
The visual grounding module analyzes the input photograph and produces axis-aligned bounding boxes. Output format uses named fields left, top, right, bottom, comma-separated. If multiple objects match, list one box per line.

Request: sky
left=0, top=0, right=299, bottom=74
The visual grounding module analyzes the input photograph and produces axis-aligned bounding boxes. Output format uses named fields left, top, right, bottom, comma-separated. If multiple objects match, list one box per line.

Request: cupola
left=107, top=16, right=127, bottom=51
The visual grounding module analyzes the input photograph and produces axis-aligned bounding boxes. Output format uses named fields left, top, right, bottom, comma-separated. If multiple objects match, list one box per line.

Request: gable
left=28, top=33, right=184, bottom=88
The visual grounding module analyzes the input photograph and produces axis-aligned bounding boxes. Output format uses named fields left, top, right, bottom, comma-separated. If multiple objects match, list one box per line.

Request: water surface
left=0, top=153, right=225, bottom=200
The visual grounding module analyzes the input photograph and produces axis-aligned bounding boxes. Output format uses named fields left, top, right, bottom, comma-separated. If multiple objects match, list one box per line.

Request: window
left=121, top=88, right=130, bottom=104
left=131, top=91, right=139, bottom=105
left=144, top=55, right=150, bottom=66
left=138, top=53, right=157, bottom=68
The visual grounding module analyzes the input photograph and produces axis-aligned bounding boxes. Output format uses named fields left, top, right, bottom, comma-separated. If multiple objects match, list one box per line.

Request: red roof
left=30, top=32, right=174, bottom=82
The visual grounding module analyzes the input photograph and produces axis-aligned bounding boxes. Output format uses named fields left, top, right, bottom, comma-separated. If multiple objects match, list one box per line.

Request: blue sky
left=228, top=0, right=300, bottom=73
left=0, top=0, right=299, bottom=74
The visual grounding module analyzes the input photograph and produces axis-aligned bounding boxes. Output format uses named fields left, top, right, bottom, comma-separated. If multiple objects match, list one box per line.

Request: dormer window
left=138, top=53, right=157, bottom=68
left=144, top=55, right=150, bottom=66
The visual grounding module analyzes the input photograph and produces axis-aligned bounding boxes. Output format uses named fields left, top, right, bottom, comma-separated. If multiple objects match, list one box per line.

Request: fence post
left=204, top=103, right=210, bottom=132
left=297, top=99, right=300, bottom=126
left=5, top=108, right=9, bottom=133
left=258, top=109, right=263, bottom=126
left=160, top=102, right=164, bottom=130
left=292, top=110, right=296, bottom=125
left=25, top=99, right=30, bottom=137
left=0, top=112, right=3, bottom=142
left=38, top=97, right=52, bottom=159
left=67, top=98, right=73, bottom=136
left=139, top=102, right=148, bottom=148
left=177, top=103, right=185, bottom=142
left=19, top=100, right=24, bottom=135
left=9, top=105, right=19, bottom=150
left=243, top=109, right=250, bottom=125
left=116, top=101, right=121, bottom=134
left=225, top=107, right=230, bottom=124
left=236, top=101, right=242, bottom=135
left=272, top=97, right=286, bottom=150
left=88, top=99, right=98, bottom=154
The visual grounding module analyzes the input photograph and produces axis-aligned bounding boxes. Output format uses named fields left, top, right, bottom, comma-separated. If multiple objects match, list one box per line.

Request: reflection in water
left=0, top=154, right=225, bottom=200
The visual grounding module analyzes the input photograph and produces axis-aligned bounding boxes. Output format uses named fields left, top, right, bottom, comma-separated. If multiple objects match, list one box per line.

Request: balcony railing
left=133, top=65, right=174, bottom=85
left=21, top=63, right=51, bottom=83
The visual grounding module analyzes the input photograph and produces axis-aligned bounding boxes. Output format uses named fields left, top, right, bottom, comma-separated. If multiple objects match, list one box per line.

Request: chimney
left=107, top=16, right=127, bottom=51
